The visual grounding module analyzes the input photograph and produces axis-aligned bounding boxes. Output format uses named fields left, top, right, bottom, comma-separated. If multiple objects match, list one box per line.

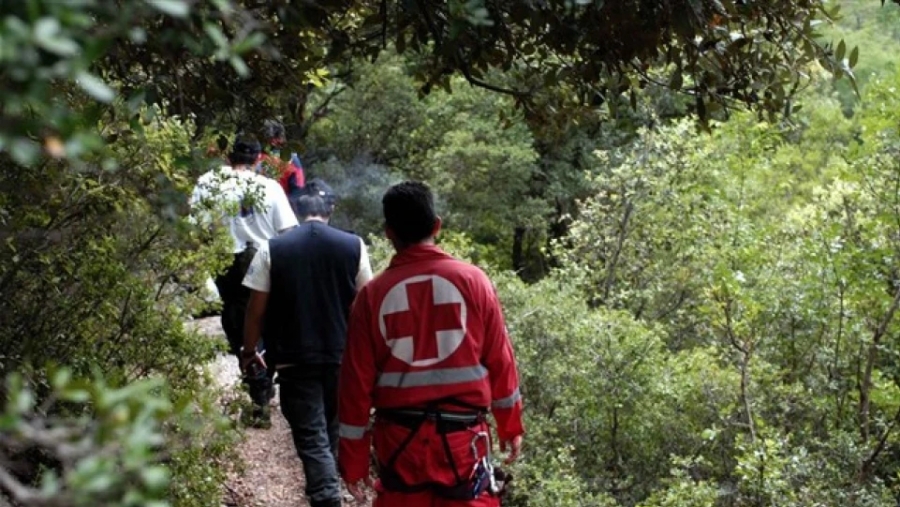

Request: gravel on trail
left=191, top=316, right=363, bottom=507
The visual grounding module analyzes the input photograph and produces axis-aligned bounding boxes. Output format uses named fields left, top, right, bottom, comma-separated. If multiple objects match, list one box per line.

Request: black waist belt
left=378, top=408, right=484, bottom=434
left=375, top=400, right=490, bottom=500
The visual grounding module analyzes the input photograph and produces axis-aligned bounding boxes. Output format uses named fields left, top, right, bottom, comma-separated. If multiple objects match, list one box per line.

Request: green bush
left=0, top=367, right=235, bottom=507
left=0, top=106, right=238, bottom=506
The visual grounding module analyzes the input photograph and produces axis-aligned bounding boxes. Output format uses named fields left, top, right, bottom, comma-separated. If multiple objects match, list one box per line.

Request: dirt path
left=193, top=317, right=359, bottom=507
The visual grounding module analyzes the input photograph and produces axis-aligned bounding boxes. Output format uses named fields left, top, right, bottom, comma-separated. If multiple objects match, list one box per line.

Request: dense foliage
left=522, top=70, right=900, bottom=505
left=351, top=68, right=900, bottom=507
left=0, top=1, right=249, bottom=505
left=1, top=0, right=871, bottom=155
left=347, top=3, right=900, bottom=505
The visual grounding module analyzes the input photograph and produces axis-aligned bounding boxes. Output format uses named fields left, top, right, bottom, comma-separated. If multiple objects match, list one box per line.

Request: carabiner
left=470, top=431, right=490, bottom=461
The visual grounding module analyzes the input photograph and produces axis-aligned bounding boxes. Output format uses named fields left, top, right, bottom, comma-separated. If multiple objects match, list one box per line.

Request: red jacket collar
left=388, top=243, right=453, bottom=268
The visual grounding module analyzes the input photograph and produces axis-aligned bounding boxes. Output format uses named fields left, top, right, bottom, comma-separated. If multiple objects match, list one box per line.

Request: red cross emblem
left=379, top=275, right=468, bottom=367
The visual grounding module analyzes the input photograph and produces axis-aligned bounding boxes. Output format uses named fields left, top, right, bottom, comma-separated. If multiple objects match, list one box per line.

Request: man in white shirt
left=190, top=136, right=297, bottom=427
left=240, top=195, right=372, bottom=507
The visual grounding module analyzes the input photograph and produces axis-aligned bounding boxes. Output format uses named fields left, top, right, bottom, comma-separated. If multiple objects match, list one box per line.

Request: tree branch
left=860, top=402, right=900, bottom=482
left=602, top=200, right=633, bottom=303
left=859, top=283, right=900, bottom=441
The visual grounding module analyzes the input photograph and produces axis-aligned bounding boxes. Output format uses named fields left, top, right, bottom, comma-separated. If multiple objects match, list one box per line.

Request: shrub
left=0, top=107, right=238, bottom=506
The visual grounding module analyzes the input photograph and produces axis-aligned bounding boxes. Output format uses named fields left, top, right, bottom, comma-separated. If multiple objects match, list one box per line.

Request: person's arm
left=243, top=290, right=269, bottom=367
left=270, top=182, right=298, bottom=233
left=241, top=246, right=272, bottom=369
left=480, top=278, right=525, bottom=463
left=339, top=288, right=377, bottom=489
left=355, top=238, right=373, bottom=289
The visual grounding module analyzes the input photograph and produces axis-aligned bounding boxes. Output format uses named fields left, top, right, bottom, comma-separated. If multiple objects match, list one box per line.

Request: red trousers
left=373, top=486, right=499, bottom=507
left=371, top=418, right=500, bottom=507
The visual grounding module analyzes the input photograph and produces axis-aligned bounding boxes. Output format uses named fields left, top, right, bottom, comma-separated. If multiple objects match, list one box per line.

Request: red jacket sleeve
left=338, top=288, right=377, bottom=483
left=481, top=282, right=525, bottom=441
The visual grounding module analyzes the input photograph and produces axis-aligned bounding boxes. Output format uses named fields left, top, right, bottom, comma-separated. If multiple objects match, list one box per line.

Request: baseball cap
left=304, top=178, right=336, bottom=205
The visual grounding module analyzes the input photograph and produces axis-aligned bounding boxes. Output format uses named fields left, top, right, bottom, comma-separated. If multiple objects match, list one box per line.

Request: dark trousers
left=215, top=251, right=272, bottom=407
left=278, top=364, right=341, bottom=504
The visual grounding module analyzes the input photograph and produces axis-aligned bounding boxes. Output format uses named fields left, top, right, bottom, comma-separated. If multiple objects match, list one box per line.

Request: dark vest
left=265, top=221, right=362, bottom=365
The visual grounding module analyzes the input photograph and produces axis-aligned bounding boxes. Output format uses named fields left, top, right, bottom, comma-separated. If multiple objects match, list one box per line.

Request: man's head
left=382, top=181, right=441, bottom=249
left=260, top=120, right=286, bottom=149
left=293, top=195, right=331, bottom=222
left=303, top=178, right=337, bottom=208
left=228, top=136, right=262, bottom=167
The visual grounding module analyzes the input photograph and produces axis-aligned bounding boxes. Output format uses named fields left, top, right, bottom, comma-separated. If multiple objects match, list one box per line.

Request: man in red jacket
left=339, top=181, right=524, bottom=507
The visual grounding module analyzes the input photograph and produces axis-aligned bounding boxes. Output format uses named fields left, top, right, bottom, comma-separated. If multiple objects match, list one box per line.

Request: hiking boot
left=310, top=499, right=341, bottom=507
left=242, top=404, right=271, bottom=429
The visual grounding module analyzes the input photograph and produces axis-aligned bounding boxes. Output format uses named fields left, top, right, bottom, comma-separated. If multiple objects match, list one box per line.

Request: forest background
left=3, top=1, right=900, bottom=506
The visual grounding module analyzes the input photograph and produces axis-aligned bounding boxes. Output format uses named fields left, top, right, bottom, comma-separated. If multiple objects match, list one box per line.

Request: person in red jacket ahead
left=339, top=181, right=524, bottom=507
left=257, top=119, right=305, bottom=196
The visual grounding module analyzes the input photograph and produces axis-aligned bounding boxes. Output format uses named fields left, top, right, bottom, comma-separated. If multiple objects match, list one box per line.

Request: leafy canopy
left=229, top=0, right=874, bottom=125
left=4, top=0, right=890, bottom=167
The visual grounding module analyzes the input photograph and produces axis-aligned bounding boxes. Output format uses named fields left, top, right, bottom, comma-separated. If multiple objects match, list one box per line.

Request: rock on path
left=191, top=317, right=361, bottom=507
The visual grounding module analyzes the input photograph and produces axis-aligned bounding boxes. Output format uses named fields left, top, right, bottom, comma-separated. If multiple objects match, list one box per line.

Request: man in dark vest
left=241, top=194, right=373, bottom=507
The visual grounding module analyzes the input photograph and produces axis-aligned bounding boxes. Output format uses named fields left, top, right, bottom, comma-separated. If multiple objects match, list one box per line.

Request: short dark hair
left=260, top=120, right=285, bottom=144
left=382, top=181, right=437, bottom=244
left=228, top=136, right=261, bottom=166
left=292, top=195, right=331, bottom=219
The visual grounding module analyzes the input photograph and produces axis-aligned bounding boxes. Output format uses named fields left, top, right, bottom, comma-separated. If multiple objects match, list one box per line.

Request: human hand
left=346, top=477, right=372, bottom=505
left=240, top=350, right=266, bottom=374
left=500, top=435, right=523, bottom=464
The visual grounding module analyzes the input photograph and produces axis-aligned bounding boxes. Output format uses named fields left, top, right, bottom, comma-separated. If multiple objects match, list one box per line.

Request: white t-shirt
left=190, top=166, right=298, bottom=253
left=242, top=234, right=373, bottom=293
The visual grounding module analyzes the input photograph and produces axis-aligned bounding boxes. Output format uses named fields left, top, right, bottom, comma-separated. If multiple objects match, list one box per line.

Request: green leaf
left=232, top=32, right=265, bottom=54
left=51, top=368, right=72, bottom=390
left=203, top=22, right=229, bottom=49
left=147, top=0, right=190, bottom=18
left=33, top=18, right=79, bottom=56
left=229, top=55, right=249, bottom=77
left=76, top=72, right=115, bottom=103
left=140, top=466, right=170, bottom=491
left=848, top=46, right=859, bottom=68
left=33, top=17, right=61, bottom=40
left=835, top=39, right=846, bottom=61
left=14, top=388, right=34, bottom=414
left=60, top=386, right=91, bottom=403
left=10, top=138, right=40, bottom=165
left=211, top=0, right=234, bottom=13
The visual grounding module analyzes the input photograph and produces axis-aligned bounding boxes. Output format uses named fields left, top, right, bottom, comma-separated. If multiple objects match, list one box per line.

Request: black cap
left=304, top=178, right=336, bottom=205
left=231, top=138, right=261, bottom=157
left=228, top=137, right=261, bottom=165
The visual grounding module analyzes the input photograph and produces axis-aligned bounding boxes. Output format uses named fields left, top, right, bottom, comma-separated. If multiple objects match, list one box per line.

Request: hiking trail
left=193, top=316, right=363, bottom=507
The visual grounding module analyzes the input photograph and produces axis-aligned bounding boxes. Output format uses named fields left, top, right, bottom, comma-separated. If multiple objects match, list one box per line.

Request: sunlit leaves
left=0, top=0, right=261, bottom=166
left=546, top=70, right=900, bottom=505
